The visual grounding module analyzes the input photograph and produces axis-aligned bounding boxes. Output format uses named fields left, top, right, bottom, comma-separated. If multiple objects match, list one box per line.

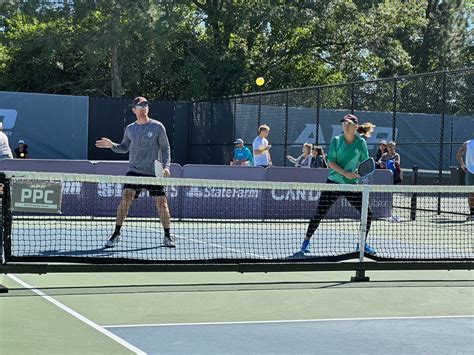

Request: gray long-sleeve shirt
left=0, top=131, right=13, bottom=159
left=111, top=119, right=171, bottom=175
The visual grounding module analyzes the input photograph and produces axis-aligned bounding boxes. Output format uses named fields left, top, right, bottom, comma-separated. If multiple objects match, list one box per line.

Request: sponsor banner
left=11, top=180, right=62, bottom=213
left=265, top=188, right=391, bottom=219
left=5, top=161, right=393, bottom=219
left=181, top=164, right=266, bottom=219
left=93, top=183, right=180, bottom=218
left=182, top=185, right=263, bottom=219
left=265, top=167, right=393, bottom=219
left=234, top=105, right=474, bottom=170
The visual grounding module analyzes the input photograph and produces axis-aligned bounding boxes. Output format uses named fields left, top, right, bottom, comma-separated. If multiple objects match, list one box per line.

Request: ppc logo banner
left=11, top=180, right=63, bottom=213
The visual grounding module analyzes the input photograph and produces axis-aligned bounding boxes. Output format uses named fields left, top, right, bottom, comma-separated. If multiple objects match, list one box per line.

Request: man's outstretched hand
left=96, top=138, right=113, bottom=149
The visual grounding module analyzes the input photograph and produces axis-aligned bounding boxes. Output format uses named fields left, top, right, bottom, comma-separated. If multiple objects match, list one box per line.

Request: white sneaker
left=105, top=235, right=121, bottom=248
left=466, top=215, right=474, bottom=221
left=163, top=235, right=176, bottom=248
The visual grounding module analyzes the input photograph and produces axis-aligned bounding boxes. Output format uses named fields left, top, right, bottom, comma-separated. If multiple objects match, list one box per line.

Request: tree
left=0, top=0, right=471, bottom=100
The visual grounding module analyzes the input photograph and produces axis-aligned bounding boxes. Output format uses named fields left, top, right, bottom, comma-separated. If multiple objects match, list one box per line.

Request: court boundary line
left=7, top=274, right=146, bottom=355
left=144, top=226, right=268, bottom=259
left=103, top=315, right=474, bottom=328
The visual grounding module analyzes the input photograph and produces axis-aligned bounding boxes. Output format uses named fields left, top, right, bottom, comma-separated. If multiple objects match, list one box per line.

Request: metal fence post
left=350, top=83, right=355, bottom=114
left=209, top=101, right=213, bottom=164
left=410, top=165, right=419, bottom=221
left=284, top=91, right=289, bottom=166
left=232, top=98, right=237, bottom=143
left=315, top=88, right=320, bottom=145
left=392, top=77, right=398, bottom=141
left=257, top=93, right=262, bottom=129
left=438, top=72, right=447, bottom=214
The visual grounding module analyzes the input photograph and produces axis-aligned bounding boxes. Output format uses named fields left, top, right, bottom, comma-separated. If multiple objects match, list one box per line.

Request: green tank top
left=327, top=134, right=369, bottom=184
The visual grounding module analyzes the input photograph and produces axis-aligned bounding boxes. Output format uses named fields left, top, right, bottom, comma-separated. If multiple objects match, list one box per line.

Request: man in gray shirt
left=0, top=123, right=13, bottom=160
left=96, top=96, right=175, bottom=248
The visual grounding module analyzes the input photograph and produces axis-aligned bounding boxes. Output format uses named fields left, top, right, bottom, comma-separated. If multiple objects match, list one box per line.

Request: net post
left=410, top=165, right=418, bottom=221
left=0, top=173, right=8, bottom=293
left=352, top=185, right=370, bottom=282
left=351, top=270, right=369, bottom=282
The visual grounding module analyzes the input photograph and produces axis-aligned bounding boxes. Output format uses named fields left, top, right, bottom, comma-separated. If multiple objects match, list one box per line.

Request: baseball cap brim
left=131, top=97, right=149, bottom=107
left=340, top=114, right=358, bottom=124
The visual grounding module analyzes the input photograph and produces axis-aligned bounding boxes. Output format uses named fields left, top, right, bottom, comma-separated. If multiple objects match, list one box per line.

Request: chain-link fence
left=191, top=68, right=473, bottom=185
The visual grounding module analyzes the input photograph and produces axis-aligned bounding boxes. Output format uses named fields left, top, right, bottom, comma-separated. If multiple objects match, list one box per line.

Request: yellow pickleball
left=256, top=77, right=265, bottom=86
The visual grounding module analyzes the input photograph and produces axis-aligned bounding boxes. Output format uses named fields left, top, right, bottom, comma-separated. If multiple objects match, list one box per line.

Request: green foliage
left=0, top=0, right=471, bottom=99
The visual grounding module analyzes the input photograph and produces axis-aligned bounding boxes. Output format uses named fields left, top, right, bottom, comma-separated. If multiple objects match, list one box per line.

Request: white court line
left=144, top=226, right=268, bottom=259
left=103, top=314, right=474, bottom=328
left=7, top=274, right=146, bottom=355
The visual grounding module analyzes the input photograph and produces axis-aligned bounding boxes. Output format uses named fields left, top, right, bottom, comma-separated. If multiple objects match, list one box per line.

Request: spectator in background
left=14, top=139, right=29, bottom=159
left=456, top=139, right=474, bottom=221
left=310, top=145, right=327, bottom=168
left=379, top=141, right=402, bottom=184
left=0, top=123, right=13, bottom=160
left=287, top=143, right=313, bottom=168
left=375, top=140, right=387, bottom=169
left=253, top=124, right=272, bottom=167
left=231, top=138, right=253, bottom=166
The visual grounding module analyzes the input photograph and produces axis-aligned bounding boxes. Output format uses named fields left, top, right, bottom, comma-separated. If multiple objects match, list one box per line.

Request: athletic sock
left=112, top=225, right=121, bottom=238
left=470, top=207, right=474, bottom=216
left=301, top=239, right=310, bottom=252
left=164, top=228, right=171, bottom=237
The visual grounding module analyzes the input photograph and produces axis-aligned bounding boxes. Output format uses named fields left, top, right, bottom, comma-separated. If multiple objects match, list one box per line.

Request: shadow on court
left=3, top=279, right=473, bottom=297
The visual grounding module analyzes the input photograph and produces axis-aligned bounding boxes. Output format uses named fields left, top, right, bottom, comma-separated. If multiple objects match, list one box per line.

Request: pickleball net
left=0, top=171, right=472, bottom=264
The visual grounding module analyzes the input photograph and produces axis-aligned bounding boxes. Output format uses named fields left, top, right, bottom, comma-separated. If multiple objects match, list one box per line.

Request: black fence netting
left=191, top=69, right=474, bottom=185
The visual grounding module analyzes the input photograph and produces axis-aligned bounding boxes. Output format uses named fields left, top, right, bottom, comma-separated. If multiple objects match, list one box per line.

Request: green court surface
left=1, top=270, right=473, bottom=354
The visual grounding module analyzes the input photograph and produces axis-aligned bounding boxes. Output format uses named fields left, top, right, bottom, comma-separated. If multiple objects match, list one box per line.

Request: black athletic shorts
left=123, top=171, right=165, bottom=198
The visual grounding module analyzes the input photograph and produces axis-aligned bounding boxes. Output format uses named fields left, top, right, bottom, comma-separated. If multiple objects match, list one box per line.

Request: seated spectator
left=231, top=138, right=253, bottom=166
left=375, top=140, right=387, bottom=169
left=310, top=145, right=327, bottom=168
left=287, top=143, right=312, bottom=168
left=14, top=139, right=29, bottom=159
left=379, top=141, right=402, bottom=184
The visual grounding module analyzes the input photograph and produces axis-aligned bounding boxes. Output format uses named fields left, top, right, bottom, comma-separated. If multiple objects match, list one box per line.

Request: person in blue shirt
left=231, top=138, right=253, bottom=166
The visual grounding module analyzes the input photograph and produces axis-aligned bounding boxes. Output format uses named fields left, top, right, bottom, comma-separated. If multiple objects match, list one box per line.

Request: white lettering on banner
left=330, top=125, right=398, bottom=149
left=97, top=183, right=178, bottom=198
left=292, top=124, right=326, bottom=146
left=63, top=182, right=82, bottom=195
left=20, top=188, right=54, bottom=203
left=271, top=189, right=321, bottom=201
left=340, top=198, right=389, bottom=208
left=292, top=123, right=397, bottom=151
left=186, top=187, right=259, bottom=199
left=98, top=183, right=122, bottom=197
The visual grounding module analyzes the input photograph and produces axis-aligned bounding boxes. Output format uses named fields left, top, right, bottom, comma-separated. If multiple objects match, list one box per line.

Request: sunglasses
left=134, top=103, right=149, bottom=110
left=342, top=121, right=355, bottom=126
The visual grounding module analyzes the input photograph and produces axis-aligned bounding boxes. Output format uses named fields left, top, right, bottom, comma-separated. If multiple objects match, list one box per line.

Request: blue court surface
left=105, top=316, right=474, bottom=354
left=11, top=218, right=473, bottom=260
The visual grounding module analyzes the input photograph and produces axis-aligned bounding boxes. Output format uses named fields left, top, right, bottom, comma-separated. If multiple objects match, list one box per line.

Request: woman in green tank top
left=299, top=114, right=377, bottom=256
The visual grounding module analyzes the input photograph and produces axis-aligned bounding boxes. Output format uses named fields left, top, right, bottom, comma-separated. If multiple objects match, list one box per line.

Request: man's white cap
left=18, top=139, right=25, bottom=144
